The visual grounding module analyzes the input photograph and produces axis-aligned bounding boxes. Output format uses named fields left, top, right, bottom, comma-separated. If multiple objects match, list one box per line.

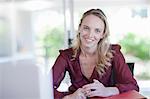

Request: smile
left=85, top=38, right=94, bottom=42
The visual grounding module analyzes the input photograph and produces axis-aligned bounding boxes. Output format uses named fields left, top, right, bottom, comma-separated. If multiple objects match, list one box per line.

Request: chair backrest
left=127, top=63, right=134, bottom=76
left=110, top=63, right=134, bottom=86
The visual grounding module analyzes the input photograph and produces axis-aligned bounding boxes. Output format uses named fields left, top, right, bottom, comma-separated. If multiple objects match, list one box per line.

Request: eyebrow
left=83, top=25, right=101, bottom=30
left=83, top=25, right=89, bottom=27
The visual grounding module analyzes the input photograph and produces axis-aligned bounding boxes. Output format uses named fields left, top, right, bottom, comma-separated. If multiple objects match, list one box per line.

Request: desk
left=91, top=90, right=146, bottom=99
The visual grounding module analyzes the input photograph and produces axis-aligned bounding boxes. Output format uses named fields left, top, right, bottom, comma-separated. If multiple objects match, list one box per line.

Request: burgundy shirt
left=52, top=44, right=139, bottom=98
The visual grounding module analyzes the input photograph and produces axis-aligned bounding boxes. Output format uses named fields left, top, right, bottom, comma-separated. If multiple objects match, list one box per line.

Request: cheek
left=95, top=34, right=103, bottom=41
left=80, top=32, right=89, bottom=39
left=95, top=37, right=101, bottom=43
left=80, top=31, right=89, bottom=36
left=99, top=33, right=105, bottom=39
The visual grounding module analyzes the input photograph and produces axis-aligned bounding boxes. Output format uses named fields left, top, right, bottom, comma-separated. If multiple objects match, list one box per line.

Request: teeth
left=86, top=39, right=93, bottom=42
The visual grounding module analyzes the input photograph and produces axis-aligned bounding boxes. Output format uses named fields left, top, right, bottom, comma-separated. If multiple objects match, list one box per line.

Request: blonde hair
left=72, top=9, right=113, bottom=76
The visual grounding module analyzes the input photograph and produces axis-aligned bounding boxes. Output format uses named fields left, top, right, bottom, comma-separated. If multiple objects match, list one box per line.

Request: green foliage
left=42, top=27, right=64, bottom=58
left=136, top=71, right=150, bottom=80
left=119, top=33, right=150, bottom=61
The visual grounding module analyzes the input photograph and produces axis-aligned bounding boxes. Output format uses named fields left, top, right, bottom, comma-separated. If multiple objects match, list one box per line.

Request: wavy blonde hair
left=72, top=9, right=113, bottom=76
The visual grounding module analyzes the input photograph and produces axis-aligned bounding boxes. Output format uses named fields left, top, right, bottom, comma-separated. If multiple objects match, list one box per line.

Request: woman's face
left=79, top=14, right=105, bottom=48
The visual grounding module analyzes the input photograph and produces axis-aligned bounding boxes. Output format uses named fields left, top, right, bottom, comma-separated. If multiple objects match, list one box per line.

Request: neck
left=80, top=46, right=97, bottom=57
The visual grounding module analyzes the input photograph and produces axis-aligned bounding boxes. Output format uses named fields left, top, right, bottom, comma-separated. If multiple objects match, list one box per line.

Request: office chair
left=110, top=63, right=134, bottom=86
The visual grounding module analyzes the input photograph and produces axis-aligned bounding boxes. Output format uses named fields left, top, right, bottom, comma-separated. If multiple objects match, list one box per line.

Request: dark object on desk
left=91, top=89, right=96, bottom=91
left=110, top=63, right=134, bottom=86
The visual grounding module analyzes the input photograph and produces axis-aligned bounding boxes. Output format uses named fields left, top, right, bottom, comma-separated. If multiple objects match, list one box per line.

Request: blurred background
left=0, top=0, right=150, bottom=99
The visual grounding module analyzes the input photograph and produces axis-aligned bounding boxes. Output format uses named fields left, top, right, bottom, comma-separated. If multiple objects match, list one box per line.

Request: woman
left=52, top=9, right=139, bottom=99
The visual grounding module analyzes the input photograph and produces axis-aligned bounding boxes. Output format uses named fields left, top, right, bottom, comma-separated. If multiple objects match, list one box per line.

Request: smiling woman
left=52, top=9, right=139, bottom=99
left=79, top=15, right=105, bottom=49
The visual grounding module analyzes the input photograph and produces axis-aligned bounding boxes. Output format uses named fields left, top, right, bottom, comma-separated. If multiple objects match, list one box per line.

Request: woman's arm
left=52, top=50, right=70, bottom=98
left=112, top=45, right=139, bottom=93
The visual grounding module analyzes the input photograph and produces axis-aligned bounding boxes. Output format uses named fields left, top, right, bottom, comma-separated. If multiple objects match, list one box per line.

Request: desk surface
left=91, top=90, right=146, bottom=99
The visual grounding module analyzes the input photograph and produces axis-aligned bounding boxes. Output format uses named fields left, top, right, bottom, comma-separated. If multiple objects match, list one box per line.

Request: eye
left=95, top=28, right=101, bottom=33
left=83, top=26, right=90, bottom=31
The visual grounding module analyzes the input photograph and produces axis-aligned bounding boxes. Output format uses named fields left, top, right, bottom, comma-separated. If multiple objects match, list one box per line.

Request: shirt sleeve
left=112, top=45, right=139, bottom=93
left=52, top=50, right=71, bottom=98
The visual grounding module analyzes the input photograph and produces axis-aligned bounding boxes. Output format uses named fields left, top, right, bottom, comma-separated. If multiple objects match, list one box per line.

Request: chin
left=84, top=44, right=94, bottom=48
left=81, top=41, right=95, bottom=48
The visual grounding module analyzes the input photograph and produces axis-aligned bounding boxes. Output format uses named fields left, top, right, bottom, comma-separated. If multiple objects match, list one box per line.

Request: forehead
left=81, top=14, right=104, bottom=28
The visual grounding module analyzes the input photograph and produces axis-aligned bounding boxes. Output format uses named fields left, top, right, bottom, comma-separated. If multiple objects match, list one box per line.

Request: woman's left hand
left=82, top=79, right=108, bottom=97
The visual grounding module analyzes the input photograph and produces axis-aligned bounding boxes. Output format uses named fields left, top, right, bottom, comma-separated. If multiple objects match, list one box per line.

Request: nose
left=89, top=30, right=94, bottom=38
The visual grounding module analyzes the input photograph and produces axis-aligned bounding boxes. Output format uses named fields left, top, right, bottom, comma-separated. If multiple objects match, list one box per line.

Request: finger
left=84, top=87, right=96, bottom=92
left=83, top=80, right=99, bottom=89
left=83, top=84, right=97, bottom=91
left=93, top=79, right=104, bottom=87
left=81, top=88, right=89, bottom=95
left=78, top=93, right=86, bottom=99
left=93, top=79, right=99, bottom=84
left=84, top=90, right=90, bottom=96
left=81, top=89, right=87, bottom=95
left=82, top=83, right=96, bottom=89
left=86, top=90, right=98, bottom=97
left=81, top=95, right=86, bottom=99
left=79, top=88, right=84, bottom=93
left=78, top=88, right=87, bottom=99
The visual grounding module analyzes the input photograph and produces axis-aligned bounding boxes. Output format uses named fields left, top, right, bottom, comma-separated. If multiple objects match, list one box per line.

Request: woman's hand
left=63, top=88, right=86, bottom=99
left=82, top=79, right=108, bottom=97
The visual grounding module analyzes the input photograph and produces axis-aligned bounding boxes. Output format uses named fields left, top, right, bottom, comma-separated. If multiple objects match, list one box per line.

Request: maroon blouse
left=52, top=44, right=139, bottom=98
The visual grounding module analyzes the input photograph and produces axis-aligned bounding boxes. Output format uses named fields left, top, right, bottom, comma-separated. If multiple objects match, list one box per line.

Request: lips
left=85, top=38, right=94, bottom=42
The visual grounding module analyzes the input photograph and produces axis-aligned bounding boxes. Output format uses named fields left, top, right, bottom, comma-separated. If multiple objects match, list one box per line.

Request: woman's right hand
left=63, top=88, right=86, bottom=99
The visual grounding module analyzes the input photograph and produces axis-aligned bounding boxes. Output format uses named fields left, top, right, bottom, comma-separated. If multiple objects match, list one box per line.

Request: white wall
left=0, top=65, right=2, bottom=98
left=0, top=59, right=53, bottom=99
left=39, top=67, right=53, bottom=99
